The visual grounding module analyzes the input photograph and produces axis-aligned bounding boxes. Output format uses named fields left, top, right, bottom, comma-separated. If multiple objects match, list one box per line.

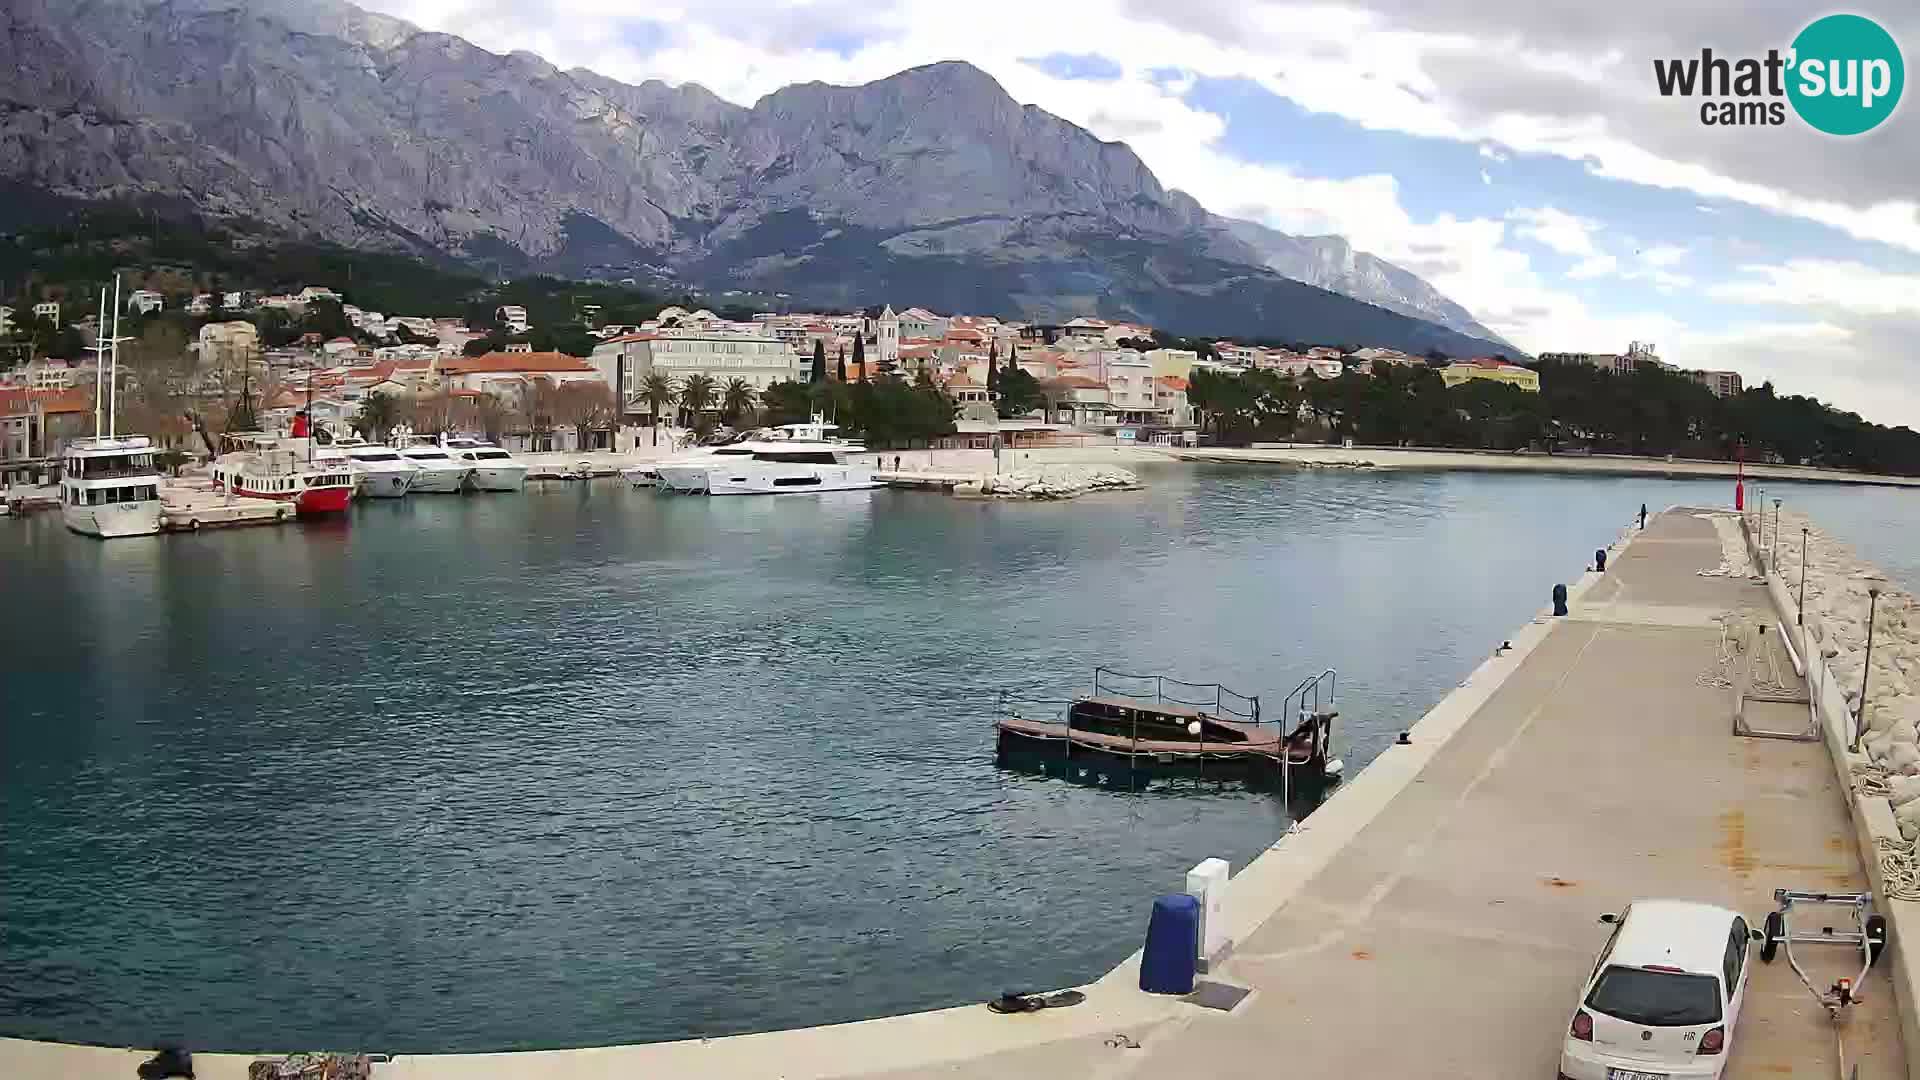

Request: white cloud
left=1478, top=144, right=1507, bottom=163
left=1640, top=244, right=1687, bottom=268
left=1480, top=168, right=1492, bottom=186
left=1708, top=261, right=1920, bottom=317
left=1509, top=207, right=1600, bottom=257
left=1567, top=255, right=1617, bottom=279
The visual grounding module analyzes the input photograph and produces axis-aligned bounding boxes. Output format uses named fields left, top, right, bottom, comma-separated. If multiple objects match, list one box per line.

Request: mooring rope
left=1697, top=612, right=1795, bottom=695
left=1853, top=761, right=1894, bottom=798
left=1875, top=836, right=1920, bottom=902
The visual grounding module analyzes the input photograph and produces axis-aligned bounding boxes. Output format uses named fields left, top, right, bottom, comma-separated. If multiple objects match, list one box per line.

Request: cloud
left=1478, top=144, right=1507, bottom=163
left=1639, top=244, right=1687, bottom=268
left=1567, top=255, right=1617, bottom=279
left=1709, top=260, right=1920, bottom=317
left=1479, top=168, right=1492, bottom=185
left=1509, top=207, right=1600, bottom=257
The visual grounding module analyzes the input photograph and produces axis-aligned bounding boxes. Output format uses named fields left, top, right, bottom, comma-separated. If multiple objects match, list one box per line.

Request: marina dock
left=2, top=507, right=1909, bottom=1079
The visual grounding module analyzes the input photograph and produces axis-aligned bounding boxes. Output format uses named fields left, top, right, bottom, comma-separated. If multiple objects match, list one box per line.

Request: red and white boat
left=210, top=432, right=355, bottom=515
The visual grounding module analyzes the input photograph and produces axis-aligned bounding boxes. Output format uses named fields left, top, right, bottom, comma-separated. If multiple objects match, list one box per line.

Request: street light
left=1798, top=527, right=1808, bottom=626
left=1771, top=498, right=1782, bottom=572
left=1857, top=585, right=1883, bottom=747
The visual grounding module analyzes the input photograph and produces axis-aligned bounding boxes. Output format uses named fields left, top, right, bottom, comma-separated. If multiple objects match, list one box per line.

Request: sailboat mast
left=91, top=287, right=107, bottom=439
left=108, top=275, right=121, bottom=438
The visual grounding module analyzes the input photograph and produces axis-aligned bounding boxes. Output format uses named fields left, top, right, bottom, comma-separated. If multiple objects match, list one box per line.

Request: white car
left=1559, top=900, right=1755, bottom=1080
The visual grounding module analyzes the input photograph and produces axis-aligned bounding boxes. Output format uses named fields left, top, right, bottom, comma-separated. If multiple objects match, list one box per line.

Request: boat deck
left=996, top=715, right=1284, bottom=758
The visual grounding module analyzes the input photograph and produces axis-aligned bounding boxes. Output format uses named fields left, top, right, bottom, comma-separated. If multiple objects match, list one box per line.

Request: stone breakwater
left=960, top=465, right=1142, bottom=500
left=1769, top=511, right=1920, bottom=827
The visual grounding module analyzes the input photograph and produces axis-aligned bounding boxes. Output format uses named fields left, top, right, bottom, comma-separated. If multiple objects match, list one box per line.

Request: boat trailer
left=1758, top=888, right=1887, bottom=1078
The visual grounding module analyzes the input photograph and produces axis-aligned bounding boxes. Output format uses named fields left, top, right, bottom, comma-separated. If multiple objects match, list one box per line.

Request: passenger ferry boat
left=61, top=281, right=162, bottom=538
left=655, top=418, right=878, bottom=495
left=63, top=435, right=162, bottom=538
left=210, top=433, right=354, bottom=515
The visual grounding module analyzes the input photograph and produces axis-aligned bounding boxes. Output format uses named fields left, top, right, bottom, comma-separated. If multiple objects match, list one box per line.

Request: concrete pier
left=2, top=508, right=1907, bottom=1079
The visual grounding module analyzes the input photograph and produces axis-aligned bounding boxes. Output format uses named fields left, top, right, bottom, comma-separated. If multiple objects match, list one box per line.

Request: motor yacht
left=655, top=418, right=878, bottom=495
left=442, top=437, right=528, bottom=492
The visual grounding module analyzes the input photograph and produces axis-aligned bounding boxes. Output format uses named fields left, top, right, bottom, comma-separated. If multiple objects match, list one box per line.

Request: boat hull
left=355, top=470, right=415, bottom=498
left=706, top=465, right=879, bottom=495
left=296, top=486, right=354, bottom=515
left=466, top=466, right=526, bottom=493
left=407, top=466, right=471, bottom=493
left=62, top=501, right=162, bottom=538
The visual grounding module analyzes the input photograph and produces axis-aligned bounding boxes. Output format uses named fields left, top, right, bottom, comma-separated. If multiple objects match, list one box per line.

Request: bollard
left=1639, top=503, right=1648, bottom=529
left=1594, top=549, right=1607, bottom=573
left=1140, top=893, right=1200, bottom=994
left=1186, top=858, right=1231, bottom=972
left=1552, top=583, right=1568, bottom=616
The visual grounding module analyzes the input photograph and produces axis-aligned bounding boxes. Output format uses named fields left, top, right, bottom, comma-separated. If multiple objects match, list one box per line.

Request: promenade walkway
left=2, top=510, right=1903, bottom=1079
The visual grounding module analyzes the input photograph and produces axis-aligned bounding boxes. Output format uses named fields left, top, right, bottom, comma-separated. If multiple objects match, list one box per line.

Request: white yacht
left=394, top=443, right=472, bottom=493
left=443, top=437, right=528, bottom=492
left=63, top=435, right=163, bottom=538
left=61, top=282, right=162, bottom=538
left=655, top=418, right=878, bottom=495
left=331, top=436, right=418, bottom=499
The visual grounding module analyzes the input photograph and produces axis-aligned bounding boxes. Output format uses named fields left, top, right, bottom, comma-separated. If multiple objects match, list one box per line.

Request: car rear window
left=1586, top=966, right=1722, bottom=1026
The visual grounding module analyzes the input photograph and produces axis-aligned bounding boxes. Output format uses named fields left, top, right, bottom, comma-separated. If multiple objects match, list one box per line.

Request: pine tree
left=810, top=339, right=826, bottom=384
left=836, top=346, right=847, bottom=383
left=853, top=336, right=867, bottom=384
left=987, top=340, right=999, bottom=394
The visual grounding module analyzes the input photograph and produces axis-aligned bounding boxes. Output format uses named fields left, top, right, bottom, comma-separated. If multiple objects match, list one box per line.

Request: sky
left=354, top=0, right=1920, bottom=428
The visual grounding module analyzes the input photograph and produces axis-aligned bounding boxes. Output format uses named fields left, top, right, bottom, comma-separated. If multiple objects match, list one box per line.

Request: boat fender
left=188, top=518, right=200, bottom=531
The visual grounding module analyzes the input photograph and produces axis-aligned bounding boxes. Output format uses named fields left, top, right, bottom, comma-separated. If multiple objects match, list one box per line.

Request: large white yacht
left=61, top=282, right=162, bottom=538
left=331, top=436, right=418, bottom=499
left=394, top=442, right=472, bottom=493
left=443, top=437, right=528, bottom=492
left=655, top=418, right=878, bottom=495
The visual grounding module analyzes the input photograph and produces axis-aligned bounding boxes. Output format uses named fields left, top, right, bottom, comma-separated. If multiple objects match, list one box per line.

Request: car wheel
left=1867, top=914, right=1888, bottom=967
left=1761, top=911, right=1784, bottom=963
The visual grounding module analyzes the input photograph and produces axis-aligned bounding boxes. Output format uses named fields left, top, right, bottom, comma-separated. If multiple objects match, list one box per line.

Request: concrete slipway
left=1, top=509, right=1907, bottom=1079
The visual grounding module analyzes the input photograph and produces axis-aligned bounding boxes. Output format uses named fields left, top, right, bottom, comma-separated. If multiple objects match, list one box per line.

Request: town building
left=896, top=307, right=948, bottom=340
left=0, top=387, right=92, bottom=484
left=197, top=321, right=261, bottom=370
left=874, top=305, right=901, bottom=369
left=127, top=290, right=164, bottom=315
left=437, top=351, right=604, bottom=399
left=1440, top=357, right=1541, bottom=392
left=495, top=305, right=530, bottom=334
left=32, top=301, right=60, bottom=325
left=1691, top=369, right=1743, bottom=398
left=591, top=329, right=802, bottom=418
left=1153, top=376, right=1194, bottom=428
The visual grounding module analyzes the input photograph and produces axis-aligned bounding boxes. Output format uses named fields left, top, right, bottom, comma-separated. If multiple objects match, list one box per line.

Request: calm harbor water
left=3, top=465, right=1916, bottom=1053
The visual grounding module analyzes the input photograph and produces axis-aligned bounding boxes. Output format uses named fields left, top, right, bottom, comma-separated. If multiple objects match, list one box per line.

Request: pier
left=2, top=506, right=1910, bottom=1079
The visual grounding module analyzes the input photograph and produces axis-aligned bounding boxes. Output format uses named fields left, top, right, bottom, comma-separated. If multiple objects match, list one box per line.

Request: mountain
left=0, top=0, right=1516, bottom=356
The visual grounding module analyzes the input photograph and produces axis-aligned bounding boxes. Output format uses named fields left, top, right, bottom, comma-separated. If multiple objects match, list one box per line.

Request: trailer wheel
left=1760, top=911, right=1784, bottom=963
left=1867, top=914, right=1888, bottom=967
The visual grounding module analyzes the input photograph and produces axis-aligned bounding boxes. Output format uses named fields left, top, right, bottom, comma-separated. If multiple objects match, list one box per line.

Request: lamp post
left=1857, top=585, right=1883, bottom=747
left=1797, top=527, right=1808, bottom=626
left=1771, top=498, right=1782, bottom=572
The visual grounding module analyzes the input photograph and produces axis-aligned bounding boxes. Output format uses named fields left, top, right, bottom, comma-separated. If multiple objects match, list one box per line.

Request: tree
left=835, top=347, right=847, bottom=383
left=995, top=366, right=1044, bottom=419
left=520, top=378, right=559, bottom=448
left=721, top=378, right=756, bottom=426
left=553, top=381, right=616, bottom=448
left=986, top=341, right=1000, bottom=396
left=412, top=391, right=454, bottom=435
left=853, top=335, right=867, bottom=384
left=810, top=339, right=827, bottom=384
left=676, top=373, right=717, bottom=426
left=474, top=394, right=510, bottom=443
left=123, top=319, right=193, bottom=382
left=639, top=372, right=676, bottom=443
left=353, top=390, right=405, bottom=441
left=760, top=380, right=814, bottom=426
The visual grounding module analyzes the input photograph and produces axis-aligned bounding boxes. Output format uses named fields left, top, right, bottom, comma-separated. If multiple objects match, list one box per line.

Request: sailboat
left=61, top=277, right=163, bottom=538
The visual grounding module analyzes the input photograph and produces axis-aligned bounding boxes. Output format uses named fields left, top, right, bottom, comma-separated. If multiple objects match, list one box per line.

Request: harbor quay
left=5, top=505, right=1910, bottom=1078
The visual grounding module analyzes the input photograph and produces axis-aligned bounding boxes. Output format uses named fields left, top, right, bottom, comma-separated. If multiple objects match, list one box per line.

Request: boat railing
left=1281, top=668, right=1338, bottom=725
left=1090, top=667, right=1261, bottom=725
left=65, top=463, right=160, bottom=482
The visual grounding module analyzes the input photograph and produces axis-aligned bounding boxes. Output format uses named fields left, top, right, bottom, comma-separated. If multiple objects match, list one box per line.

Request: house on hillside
left=127, top=290, right=164, bottom=315
left=1441, top=357, right=1541, bottom=392
left=1, top=387, right=94, bottom=483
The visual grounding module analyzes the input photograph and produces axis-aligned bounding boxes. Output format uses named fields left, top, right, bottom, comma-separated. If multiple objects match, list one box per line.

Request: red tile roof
left=1051, top=375, right=1106, bottom=389
left=0, top=387, right=91, bottom=415
left=440, top=351, right=595, bottom=375
left=1155, top=376, right=1190, bottom=391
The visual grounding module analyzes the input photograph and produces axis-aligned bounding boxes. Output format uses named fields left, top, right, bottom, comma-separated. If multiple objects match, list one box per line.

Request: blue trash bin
left=1140, top=893, right=1199, bottom=994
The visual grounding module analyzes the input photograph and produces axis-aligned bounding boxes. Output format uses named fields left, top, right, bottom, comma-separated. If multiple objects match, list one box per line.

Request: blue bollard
left=1139, top=893, right=1200, bottom=994
left=1552, top=583, right=1568, bottom=616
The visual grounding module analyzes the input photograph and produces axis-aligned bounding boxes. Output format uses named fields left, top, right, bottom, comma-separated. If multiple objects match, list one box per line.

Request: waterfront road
left=1, top=510, right=1903, bottom=1078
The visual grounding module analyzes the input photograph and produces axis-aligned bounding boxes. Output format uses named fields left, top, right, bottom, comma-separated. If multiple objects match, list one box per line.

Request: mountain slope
left=0, top=0, right=1515, bottom=355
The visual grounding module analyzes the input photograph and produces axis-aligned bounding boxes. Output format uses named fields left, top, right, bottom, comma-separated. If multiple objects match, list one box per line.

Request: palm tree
left=677, top=373, right=717, bottom=427
left=721, top=377, right=755, bottom=426
left=353, top=390, right=404, bottom=441
left=639, top=372, right=675, bottom=444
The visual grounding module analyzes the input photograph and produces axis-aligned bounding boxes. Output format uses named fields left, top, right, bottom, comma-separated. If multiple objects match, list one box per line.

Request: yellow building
left=1440, top=359, right=1541, bottom=392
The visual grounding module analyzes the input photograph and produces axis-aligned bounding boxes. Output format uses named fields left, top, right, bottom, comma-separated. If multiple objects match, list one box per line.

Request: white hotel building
left=592, top=329, right=805, bottom=417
